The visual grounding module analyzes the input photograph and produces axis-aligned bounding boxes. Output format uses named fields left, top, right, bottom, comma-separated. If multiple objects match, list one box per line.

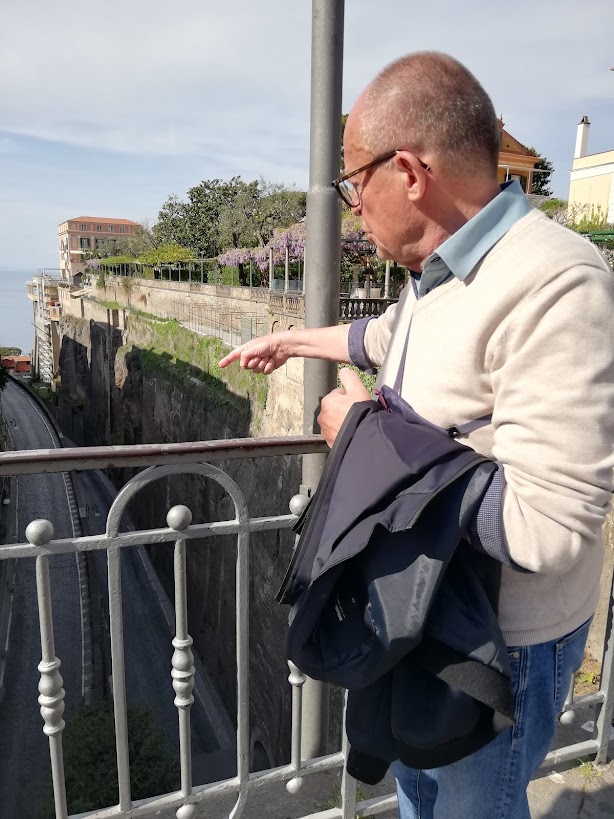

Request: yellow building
left=497, top=119, right=540, bottom=193
left=568, top=117, right=614, bottom=223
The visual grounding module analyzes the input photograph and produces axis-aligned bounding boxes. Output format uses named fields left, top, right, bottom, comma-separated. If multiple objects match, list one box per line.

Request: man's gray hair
left=360, top=52, right=501, bottom=177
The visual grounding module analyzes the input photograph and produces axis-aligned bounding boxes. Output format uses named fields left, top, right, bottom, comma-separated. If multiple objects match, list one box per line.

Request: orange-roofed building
left=58, top=216, right=140, bottom=284
left=1, top=354, right=32, bottom=380
left=497, top=118, right=541, bottom=194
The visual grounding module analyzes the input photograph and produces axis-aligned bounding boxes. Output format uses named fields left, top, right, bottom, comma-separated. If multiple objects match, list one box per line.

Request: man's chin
left=374, top=245, right=393, bottom=261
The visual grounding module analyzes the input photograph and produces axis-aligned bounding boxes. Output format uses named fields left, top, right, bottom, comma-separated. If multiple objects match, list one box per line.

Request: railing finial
left=26, top=519, right=54, bottom=545
left=167, top=505, right=193, bottom=531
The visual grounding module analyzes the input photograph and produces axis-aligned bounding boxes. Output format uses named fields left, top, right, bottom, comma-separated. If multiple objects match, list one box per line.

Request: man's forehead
left=343, top=110, right=370, bottom=168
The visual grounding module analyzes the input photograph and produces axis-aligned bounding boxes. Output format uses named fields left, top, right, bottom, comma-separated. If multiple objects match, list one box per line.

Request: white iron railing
left=0, top=438, right=612, bottom=819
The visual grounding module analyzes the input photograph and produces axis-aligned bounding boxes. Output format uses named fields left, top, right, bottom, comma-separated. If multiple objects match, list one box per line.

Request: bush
left=37, top=702, right=179, bottom=817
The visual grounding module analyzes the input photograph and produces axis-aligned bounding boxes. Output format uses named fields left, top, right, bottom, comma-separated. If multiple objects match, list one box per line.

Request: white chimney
left=574, top=116, right=590, bottom=159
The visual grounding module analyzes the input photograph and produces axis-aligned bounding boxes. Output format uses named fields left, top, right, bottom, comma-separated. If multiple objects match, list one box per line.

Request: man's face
left=343, top=111, right=426, bottom=269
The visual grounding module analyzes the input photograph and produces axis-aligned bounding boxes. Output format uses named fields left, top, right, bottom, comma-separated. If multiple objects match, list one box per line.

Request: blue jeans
left=392, top=619, right=591, bottom=819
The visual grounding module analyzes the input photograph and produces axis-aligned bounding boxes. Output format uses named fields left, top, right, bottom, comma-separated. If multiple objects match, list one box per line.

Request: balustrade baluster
left=287, top=661, right=306, bottom=794
left=168, top=505, right=197, bottom=819
left=28, top=519, right=69, bottom=819
left=107, top=546, right=132, bottom=812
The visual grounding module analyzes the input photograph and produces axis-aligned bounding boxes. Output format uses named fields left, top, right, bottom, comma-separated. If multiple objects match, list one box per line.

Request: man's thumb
left=338, top=367, right=370, bottom=398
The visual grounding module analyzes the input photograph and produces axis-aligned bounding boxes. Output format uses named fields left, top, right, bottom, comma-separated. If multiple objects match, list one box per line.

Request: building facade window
left=79, top=237, right=90, bottom=249
left=80, top=223, right=88, bottom=230
left=108, top=226, right=114, bottom=233
left=96, top=225, right=103, bottom=232
left=119, top=226, right=126, bottom=233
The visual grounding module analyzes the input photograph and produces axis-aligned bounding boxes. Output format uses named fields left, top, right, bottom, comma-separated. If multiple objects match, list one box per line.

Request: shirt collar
left=423, top=180, right=533, bottom=283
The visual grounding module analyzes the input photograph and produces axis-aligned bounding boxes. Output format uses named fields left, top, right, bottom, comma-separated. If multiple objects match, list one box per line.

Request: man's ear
left=394, top=151, right=429, bottom=202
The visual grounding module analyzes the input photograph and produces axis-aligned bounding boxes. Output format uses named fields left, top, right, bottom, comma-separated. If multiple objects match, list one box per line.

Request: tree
left=87, top=223, right=159, bottom=261
left=184, top=177, right=248, bottom=258
left=0, top=349, right=20, bottom=392
left=249, top=182, right=306, bottom=247
left=153, top=194, right=192, bottom=249
left=155, top=177, right=307, bottom=276
left=527, top=148, right=554, bottom=196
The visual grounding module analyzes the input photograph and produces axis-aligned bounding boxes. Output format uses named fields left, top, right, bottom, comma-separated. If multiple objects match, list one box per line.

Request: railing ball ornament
left=26, top=519, right=54, bottom=546
left=176, top=803, right=196, bottom=819
left=288, top=661, right=306, bottom=688
left=167, top=505, right=193, bottom=531
left=289, top=494, right=310, bottom=517
left=286, top=776, right=303, bottom=794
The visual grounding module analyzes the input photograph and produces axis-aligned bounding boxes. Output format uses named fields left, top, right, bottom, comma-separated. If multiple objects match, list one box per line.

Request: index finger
left=218, top=346, right=244, bottom=368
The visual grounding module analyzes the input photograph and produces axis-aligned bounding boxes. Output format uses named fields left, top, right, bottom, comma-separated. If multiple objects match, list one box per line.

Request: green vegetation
left=319, top=782, right=374, bottom=818
left=539, top=198, right=568, bottom=216
left=0, top=348, right=22, bottom=391
left=339, top=363, right=377, bottom=395
left=526, top=148, right=554, bottom=196
left=540, top=200, right=614, bottom=235
left=30, top=380, right=54, bottom=401
left=576, top=756, right=604, bottom=788
left=128, top=315, right=268, bottom=417
left=37, top=702, right=178, bottom=817
left=155, top=178, right=306, bottom=264
left=94, top=299, right=122, bottom=311
left=573, top=203, right=613, bottom=234
left=104, top=243, right=195, bottom=268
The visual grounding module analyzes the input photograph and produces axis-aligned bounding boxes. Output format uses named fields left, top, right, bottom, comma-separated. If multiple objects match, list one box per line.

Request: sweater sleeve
left=363, top=290, right=410, bottom=368
left=488, top=261, right=614, bottom=575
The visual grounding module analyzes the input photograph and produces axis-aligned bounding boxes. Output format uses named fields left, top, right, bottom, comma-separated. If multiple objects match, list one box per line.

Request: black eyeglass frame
left=331, top=149, right=430, bottom=208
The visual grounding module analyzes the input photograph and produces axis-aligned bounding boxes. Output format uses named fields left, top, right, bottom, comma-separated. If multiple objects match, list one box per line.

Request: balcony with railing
left=0, top=433, right=612, bottom=819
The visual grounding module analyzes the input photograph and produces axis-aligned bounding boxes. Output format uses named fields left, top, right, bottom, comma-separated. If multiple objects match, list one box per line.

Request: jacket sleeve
left=348, top=318, right=378, bottom=373
left=487, top=260, right=614, bottom=575
left=466, top=467, right=532, bottom=571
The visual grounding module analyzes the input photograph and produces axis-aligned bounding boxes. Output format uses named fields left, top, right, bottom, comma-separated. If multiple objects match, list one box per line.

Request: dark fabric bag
left=277, top=386, right=515, bottom=780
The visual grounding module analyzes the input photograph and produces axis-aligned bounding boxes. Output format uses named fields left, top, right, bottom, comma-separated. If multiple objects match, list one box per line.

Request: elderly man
left=220, top=52, right=614, bottom=818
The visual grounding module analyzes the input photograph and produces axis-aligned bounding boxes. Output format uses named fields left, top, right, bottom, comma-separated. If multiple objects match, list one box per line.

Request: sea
left=0, top=267, right=40, bottom=355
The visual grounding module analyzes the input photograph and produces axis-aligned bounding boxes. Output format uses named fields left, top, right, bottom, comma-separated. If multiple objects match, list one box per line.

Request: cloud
left=0, top=0, right=613, bottom=271
left=2, top=0, right=613, bottom=172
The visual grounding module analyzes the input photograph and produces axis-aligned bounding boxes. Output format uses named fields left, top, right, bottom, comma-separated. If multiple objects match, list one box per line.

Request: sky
left=1, top=0, right=613, bottom=350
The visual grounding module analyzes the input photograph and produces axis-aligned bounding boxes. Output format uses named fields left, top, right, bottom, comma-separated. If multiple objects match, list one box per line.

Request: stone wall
left=55, top=310, right=307, bottom=767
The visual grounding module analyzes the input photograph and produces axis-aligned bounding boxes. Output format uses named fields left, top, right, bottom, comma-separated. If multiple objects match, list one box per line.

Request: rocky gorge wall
left=55, top=309, right=311, bottom=767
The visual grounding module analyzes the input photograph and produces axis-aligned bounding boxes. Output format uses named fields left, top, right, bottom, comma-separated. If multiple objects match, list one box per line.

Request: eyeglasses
left=331, top=149, right=430, bottom=209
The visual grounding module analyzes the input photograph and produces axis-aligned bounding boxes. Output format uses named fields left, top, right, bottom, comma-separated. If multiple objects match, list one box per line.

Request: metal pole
left=384, top=260, right=391, bottom=298
left=269, top=248, right=274, bottom=291
left=300, top=0, right=345, bottom=760
left=285, top=246, right=290, bottom=292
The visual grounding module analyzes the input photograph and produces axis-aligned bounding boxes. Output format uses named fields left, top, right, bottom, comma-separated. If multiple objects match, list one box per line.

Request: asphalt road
left=0, top=383, right=225, bottom=817
left=0, top=381, right=82, bottom=818
left=77, top=468, right=220, bottom=760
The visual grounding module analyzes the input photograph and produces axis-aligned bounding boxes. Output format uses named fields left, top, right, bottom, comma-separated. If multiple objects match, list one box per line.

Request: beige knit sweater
left=364, top=209, right=614, bottom=645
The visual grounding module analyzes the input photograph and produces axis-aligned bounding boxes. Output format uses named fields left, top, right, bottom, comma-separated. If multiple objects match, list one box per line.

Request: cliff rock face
left=57, top=313, right=305, bottom=767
